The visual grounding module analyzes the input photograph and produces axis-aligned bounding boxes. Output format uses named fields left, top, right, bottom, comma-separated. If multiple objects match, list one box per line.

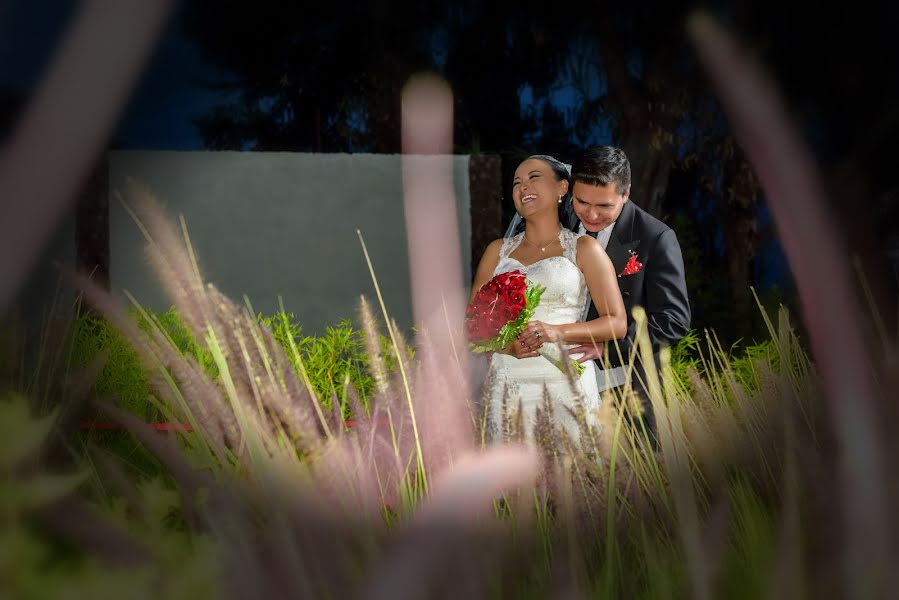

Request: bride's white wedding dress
left=483, top=228, right=601, bottom=448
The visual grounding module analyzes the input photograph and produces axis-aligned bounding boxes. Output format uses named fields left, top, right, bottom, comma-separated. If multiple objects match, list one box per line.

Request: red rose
left=499, top=270, right=523, bottom=290
left=466, top=270, right=537, bottom=344
left=509, top=291, right=525, bottom=309
left=478, top=292, right=497, bottom=308
left=507, top=277, right=526, bottom=292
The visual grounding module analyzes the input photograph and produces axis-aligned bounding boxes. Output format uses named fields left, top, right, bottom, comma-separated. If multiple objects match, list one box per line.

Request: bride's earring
left=558, top=195, right=563, bottom=204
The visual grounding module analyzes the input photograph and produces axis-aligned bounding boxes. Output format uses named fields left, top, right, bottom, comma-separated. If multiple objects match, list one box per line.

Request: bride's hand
left=518, top=321, right=559, bottom=351
left=501, top=338, right=540, bottom=359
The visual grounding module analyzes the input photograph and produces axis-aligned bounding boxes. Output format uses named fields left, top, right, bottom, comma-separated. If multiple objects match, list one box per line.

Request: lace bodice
left=494, top=229, right=588, bottom=324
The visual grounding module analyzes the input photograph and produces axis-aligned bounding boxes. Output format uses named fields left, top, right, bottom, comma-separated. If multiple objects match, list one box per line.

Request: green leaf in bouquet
left=571, top=360, right=586, bottom=377
left=536, top=342, right=588, bottom=377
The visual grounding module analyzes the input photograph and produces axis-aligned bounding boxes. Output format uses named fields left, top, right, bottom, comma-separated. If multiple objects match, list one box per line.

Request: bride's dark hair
left=528, top=154, right=572, bottom=191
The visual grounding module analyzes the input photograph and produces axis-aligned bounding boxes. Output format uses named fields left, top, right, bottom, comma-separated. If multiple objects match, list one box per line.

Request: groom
left=566, top=146, right=691, bottom=436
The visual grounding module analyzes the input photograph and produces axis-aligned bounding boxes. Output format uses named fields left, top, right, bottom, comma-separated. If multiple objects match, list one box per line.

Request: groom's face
left=571, top=181, right=630, bottom=232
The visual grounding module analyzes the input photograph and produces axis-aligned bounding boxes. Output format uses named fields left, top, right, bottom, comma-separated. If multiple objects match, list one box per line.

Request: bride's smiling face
left=511, top=159, right=568, bottom=218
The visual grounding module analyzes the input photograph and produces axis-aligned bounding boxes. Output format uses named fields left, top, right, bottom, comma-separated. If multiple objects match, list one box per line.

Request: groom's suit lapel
left=606, top=201, right=640, bottom=276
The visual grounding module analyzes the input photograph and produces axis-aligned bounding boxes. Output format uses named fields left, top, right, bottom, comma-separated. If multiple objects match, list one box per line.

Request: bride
left=471, top=155, right=626, bottom=448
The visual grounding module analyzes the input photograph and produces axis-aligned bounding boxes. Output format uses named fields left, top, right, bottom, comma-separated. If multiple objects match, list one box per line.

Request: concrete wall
left=107, top=151, right=472, bottom=333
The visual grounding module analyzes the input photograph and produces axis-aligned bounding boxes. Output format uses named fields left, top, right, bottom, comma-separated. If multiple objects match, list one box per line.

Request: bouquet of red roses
left=465, top=269, right=585, bottom=376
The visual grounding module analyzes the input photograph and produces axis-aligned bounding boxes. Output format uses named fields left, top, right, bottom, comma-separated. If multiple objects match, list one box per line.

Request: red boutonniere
left=619, top=252, right=643, bottom=277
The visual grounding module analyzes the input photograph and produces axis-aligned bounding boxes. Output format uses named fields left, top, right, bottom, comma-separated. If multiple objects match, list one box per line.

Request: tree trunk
left=824, top=158, right=897, bottom=336
left=621, top=130, right=675, bottom=218
left=719, top=160, right=759, bottom=338
left=314, top=108, right=322, bottom=152
left=597, top=24, right=676, bottom=220
left=724, top=217, right=755, bottom=339
left=75, top=158, right=110, bottom=294
left=468, top=155, right=503, bottom=277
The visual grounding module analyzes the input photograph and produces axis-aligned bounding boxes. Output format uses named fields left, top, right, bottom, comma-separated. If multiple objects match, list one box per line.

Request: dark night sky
left=0, top=2, right=611, bottom=151
left=0, top=1, right=219, bottom=149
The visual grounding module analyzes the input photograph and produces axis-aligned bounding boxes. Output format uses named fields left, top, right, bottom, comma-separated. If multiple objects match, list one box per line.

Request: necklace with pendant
left=523, top=230, right=561, bottom=253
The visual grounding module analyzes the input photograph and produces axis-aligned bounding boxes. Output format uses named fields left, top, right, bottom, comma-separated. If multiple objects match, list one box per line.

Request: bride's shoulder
left=485, top=238, right=504, bottom=254
left=480, top=238, right=508, bottom=262
left=573, top=232, right=599, bottom=249
left=574, top=234, right=604, bottom=261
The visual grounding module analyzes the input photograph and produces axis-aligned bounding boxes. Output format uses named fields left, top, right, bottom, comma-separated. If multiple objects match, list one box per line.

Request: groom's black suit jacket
left=568, top=200, right=691, bottom=373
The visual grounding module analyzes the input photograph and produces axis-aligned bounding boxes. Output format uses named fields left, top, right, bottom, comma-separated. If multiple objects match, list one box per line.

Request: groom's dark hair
left=571, top=146, right=631, bottom=194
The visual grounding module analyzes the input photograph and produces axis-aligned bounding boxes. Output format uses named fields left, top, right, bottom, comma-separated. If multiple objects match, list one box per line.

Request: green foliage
left=669, top=328, right=701, bottom=384
left=72, top=308, right=389, bottom=424
left=69, top=308, right=218, bottom=419
left=4, top=296, right=828, bottom=598
left=728, top=339, right=779, bottom=393
left=70, top=313, right=154, bottom=420
left=0, top=393, right=86, bottom=514
left=667, top=327, right=787, bottom=399
left=0, top=392, right=220, bottom=598
left=140, top=308, right=218, bottom=377
left=0, top=393, right=59, bottom=472
left=259, top=312, right=378, bottom=416
left=717, top=478, right=778, bottom=599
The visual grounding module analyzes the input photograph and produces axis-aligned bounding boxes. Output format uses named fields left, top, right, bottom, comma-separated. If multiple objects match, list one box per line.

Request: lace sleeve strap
left=499, top=233, right=523, bottom=260
left=560, top=228, right=583, bottom=263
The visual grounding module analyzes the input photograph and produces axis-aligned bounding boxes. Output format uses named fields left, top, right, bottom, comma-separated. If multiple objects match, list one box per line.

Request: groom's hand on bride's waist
left=569, top=342, right=604, bottom=363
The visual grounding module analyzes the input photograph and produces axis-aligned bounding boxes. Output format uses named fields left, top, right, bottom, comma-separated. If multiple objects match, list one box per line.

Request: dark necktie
left=585, top=227, right=598, bottom=239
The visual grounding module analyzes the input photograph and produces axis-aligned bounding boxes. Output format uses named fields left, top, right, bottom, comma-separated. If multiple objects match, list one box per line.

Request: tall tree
left=182, top=1, right=579, bottom=156
left=578, top=3, right=696, bottom=219
left=729, top=0, right=899, bottom=319
left=182, top=1, right=438, bottom=152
